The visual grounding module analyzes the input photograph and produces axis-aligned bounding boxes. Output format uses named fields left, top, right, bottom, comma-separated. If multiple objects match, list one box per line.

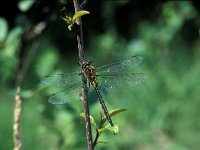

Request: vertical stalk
left=13, top=87, right=22, bottom=150
left=13, top=19, right=45, bottom=150
left=73, top=0, right=94, bottom=149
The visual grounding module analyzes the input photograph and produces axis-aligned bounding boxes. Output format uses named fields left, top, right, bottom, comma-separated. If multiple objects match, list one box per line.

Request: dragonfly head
left=81, top=60, right=92, bottom=69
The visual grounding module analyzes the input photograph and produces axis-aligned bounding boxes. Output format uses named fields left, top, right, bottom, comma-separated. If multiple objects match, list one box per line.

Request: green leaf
left=18, top=0, right=35, bottom=12
left=72, top=10, right=90, bottom=23
left=96, top=141, right=109, bottom=144
left=62, top=10, right=89, bottom=30
left=98, top=124, right=119, bottom=134
left=0, top=17, right=8, bottom=41
left=68, top=24, right=73, bottom=31
left=65, top=16, right=72, bottom=24
left=109, top=108, right=127, bottom=116
left=62, top=16, right=73, bottom=30
left=105, top=124, right=119, bottom=134
left=102, top=108, right=127, bottom=124
left=80, top=113, right=97, bottom=127
left=5, top=26, right=23, bottom=56
left=97, top=127, right=107, bottom=133
left=80, top=113, right=85, bottom=117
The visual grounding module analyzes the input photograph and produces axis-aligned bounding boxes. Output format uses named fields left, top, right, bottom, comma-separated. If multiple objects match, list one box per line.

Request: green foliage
left=80, top=112, right=97, bottom=127
left=34, top=40, right=60, bottom=77
left=72, top=10, right=90, bottom=23
left=101, top=108, right=126, bottom=125
left=80, top=108, right=125, bottom=146
left=62, top=10, right=90, bottom=30
left=18, top=0, right=35, bottom=12
left=1, top=1, right=200, bottom=150
left=0, top=17, right=8, bottom=41
left=0, top=22, right=23, bottom=83
left=5, top=27, right=23, bottom=56
left=98, top=124, right=119, bottom=135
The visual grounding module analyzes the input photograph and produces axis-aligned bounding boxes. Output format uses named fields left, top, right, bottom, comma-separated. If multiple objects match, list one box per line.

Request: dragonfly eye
left=81, top=60, right=91, bottom=69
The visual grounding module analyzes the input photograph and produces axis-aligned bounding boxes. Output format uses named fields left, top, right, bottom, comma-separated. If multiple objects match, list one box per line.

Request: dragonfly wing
left=96, top=56, right=143, bottom=75
left=48, top=82, right=81, bottom=104
left=41, top=71, right=80, bottom=87
left=98, top=73, right=148, bottom=92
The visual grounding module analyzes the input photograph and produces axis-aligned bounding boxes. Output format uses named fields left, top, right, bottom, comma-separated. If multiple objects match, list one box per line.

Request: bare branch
left=13, top=87, right=22, bottom=150
left=80, top=0, right=88, bottom=10
left=73, top=0, right=94, bottom=150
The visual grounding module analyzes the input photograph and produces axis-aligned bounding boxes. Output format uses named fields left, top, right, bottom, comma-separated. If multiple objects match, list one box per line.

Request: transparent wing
left=41, top=72, right=80, bottom=87
left=48, top=82, right=82, bottom=104
left=97, top=73, right=148, bottom=92
left=96, top=56, right=143, bottom=75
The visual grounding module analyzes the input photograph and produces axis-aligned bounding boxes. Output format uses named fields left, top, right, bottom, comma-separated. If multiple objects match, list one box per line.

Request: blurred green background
left=0, top=0, right=200, bottom=150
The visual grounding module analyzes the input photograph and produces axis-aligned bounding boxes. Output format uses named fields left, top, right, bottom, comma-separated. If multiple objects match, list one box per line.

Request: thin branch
left=80, top=0, right=89, bottom=10
left=13, top=19, right=47, bottom=150
left=13, top=87, right=22, bottom=150
left=93, top=129, right=100, bottom=147
left=93, top=112, right=103, bottom=147
left=73, top=0, right=94, bottom=150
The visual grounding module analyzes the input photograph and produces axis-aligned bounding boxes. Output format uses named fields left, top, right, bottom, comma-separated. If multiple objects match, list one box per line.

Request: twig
left=13, top=87, right=22, bottom=150
left=93, top=129, right=100, bottom=147
left=13, top=19, right=47, bottom=150
left=73, top=0, right=94, bottom=150
left=80, top=0, right=88, bottom=10
left=93, top=112, right=104, bottom=147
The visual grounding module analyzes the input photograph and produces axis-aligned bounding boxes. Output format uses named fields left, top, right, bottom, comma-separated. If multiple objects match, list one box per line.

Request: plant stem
left=13, top=87, right=22, bottom=150
left=73, top=0, right=94, bottom=150
left=93, top=129, right=100, bottom=147
left=80, top=0, right=88, bottom=9
left=13, top=18, right=47, bottom=150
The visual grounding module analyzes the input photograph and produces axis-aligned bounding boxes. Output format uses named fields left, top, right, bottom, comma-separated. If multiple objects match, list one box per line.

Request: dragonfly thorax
left=81, top=60, right=98, bottom=88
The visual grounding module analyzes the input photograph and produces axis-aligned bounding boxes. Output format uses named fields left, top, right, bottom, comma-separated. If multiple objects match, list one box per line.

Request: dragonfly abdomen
left=95, top=87, right=114, bottom=126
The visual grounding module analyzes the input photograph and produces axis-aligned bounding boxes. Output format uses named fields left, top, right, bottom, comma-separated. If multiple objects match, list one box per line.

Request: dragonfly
left=41, top=56, right=147, bottom=126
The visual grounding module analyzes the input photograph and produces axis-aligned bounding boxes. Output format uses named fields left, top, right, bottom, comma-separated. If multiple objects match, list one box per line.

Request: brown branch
left=13, top=19, right=47, bottom=150
left=13, top=87, right=22, bottom=150
left=73, top=0, right=94, bottom=150
left=13, top=27, right=42, bottom=150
